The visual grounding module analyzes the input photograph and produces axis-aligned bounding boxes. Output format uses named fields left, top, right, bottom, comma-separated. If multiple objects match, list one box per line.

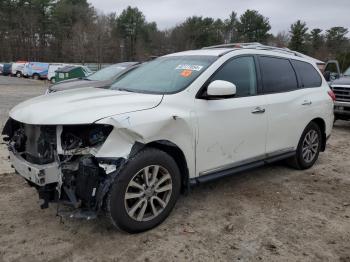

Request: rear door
left=259, top=56, right=312, bottom=155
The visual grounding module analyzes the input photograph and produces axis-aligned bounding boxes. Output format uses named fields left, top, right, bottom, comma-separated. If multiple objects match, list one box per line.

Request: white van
left=11, top=62, right=27, bottom=77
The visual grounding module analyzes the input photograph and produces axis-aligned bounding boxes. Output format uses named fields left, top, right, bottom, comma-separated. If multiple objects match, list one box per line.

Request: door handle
left=302, top=100, right=312, bottom=106
left=251, top=107, right=266, bottom=114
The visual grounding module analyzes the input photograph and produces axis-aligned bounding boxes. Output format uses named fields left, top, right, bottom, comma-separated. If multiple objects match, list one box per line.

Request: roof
left=202, top=43, right=325, bottom=64
left=56, top=65, right=80, bottom=73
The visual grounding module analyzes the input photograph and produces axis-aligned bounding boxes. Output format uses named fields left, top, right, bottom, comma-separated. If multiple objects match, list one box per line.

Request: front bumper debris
left=9, top=150, right=61, bottom=186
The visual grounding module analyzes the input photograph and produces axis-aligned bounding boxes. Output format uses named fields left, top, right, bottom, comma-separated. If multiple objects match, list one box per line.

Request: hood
left=10, top=87, right=163, bottom=125
left=331, top=76, right=350, bottom=86
left=49, top=79, right=112, bottom=92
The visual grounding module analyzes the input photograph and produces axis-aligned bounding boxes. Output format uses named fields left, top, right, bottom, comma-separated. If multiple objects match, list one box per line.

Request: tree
left=223, top=11, right=238, bottom=43
left=51, top=0, right=95, bottom=61
left=116, top=6, right=147, bottom=60
left=169, top=16, right=224, bottom=50
left=269, top=31, right=289, bottom=47
left=310, top=28, right=324, bottom=51
left=236, top=10, right=271, bottom=43
left=289, top=20, right=308, bottom=52
left=326, top=27, right=349, bottom=55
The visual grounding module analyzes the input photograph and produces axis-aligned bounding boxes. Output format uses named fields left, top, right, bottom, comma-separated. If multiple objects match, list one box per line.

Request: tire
left=33, top=74, right=40, bottom=80
left=287, top=122, right=322, bottom=170
left=16, top=71, right=21, bottom=78
left=106, top=148, right=181, bottom=233
left=50, top=77, right=56, bottom=84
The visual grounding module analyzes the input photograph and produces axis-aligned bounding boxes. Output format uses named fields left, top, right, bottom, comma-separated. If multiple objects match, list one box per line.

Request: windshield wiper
left=116, top=87, right=137, bottom=93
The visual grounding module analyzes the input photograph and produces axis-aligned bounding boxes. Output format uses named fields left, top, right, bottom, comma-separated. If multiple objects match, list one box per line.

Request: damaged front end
left=2, top=118, right=122, bottom=219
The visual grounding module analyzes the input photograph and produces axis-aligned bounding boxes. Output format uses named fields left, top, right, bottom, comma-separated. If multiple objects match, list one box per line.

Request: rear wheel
left=288, top=122, right=322, bottom=170
left=33, top=74, right=40, bottom=80
left=106, top=148, right=181, bottom=233
left=16, top=71, right=21, bottom=78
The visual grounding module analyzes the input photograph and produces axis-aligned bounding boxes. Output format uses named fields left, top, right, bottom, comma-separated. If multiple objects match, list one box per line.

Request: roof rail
left=203, top=42, right=304, bottom=58
left=202, top=42, right=262, bottom=49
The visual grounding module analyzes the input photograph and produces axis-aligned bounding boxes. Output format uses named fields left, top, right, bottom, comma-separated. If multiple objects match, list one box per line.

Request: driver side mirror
left=207, top=80, right=236, bottom=97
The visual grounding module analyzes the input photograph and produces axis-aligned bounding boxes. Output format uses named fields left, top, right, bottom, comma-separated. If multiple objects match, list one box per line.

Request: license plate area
left=9, top=150, right=61, bottom=186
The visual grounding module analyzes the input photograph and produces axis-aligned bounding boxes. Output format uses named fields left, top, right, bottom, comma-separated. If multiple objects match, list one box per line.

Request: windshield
left=87, top=64, right=129, bottom=81
left=344, top=67, right=350, bottom=76
left=110, top=56, right=216, bottom=94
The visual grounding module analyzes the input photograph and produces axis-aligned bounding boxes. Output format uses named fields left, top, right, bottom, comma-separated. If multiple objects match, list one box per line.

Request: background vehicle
left=324, top=60, right=350, bottom=121
left=54, top=65, right=92, bottom=83
left=47, top=63, right=72, bottom=83
left=23, top=62, right=49, bottom=80
left=47, top=62, right=140, bottom=93
left=2, top=63, right=12, bottom=76
left=11, top=61, right=27, bottom=77
left=0, top=63, right=3, bottom=74
left=3, top=45, right=334, bottom=233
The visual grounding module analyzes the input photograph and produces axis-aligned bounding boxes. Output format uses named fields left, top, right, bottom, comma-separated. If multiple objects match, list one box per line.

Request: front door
left=195, top=56, right=268, bottom=176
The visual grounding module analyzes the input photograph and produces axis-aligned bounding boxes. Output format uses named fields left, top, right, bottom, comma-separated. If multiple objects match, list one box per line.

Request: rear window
left=291, top=60, right=322, bottom=88
left=259, top=56, right=298, bottom=93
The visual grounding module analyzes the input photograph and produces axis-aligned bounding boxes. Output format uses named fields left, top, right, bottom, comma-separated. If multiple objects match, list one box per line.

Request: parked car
left=11, top=61, right=27, bottom=77
left=0, top=63, right=3, bottom=74
left=324, top=60, right=350, bottom=121
left=54, top=65, right=92, bottom=83
left=47, top=63, right=73, bottom=83
left=2, top=45, right=334, bottom=233
left=23, top=62, right=50, bottom=80
left=47, top=62, right=140, bottom=93
left=2, top=63, right=12, bottom=76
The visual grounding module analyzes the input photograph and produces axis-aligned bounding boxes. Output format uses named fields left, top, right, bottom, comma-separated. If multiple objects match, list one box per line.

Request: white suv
left=3, top=44, right=334, bottom=233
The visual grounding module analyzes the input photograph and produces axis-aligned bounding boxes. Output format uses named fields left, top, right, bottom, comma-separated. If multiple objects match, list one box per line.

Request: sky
left=88, top=0, right=350, bottom=35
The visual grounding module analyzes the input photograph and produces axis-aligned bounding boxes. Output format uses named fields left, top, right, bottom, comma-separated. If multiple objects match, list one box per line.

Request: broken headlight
left=61, top=124, right=113, bottom=151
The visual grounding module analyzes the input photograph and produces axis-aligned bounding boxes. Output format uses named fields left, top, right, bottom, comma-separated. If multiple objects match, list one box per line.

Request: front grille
left=332, top=86, right=350, bottom=102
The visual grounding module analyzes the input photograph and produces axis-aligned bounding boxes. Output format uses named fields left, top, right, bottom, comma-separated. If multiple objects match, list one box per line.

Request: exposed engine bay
left=2, top=118, right=121, bottom=219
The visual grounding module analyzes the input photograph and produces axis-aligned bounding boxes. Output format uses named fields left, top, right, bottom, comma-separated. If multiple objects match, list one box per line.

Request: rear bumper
left=9, top=150, right=61, bottom=186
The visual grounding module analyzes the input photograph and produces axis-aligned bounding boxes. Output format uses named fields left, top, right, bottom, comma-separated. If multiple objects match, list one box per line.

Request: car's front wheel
left=288, top=122, right=322, bottom=170
left=106, top=148, right=181, bottom=233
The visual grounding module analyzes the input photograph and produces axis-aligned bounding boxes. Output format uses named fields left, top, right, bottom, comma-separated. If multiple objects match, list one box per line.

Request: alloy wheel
left=124, top=165, right=173, bottom=222
left=302, top=130, right=319, bottom=163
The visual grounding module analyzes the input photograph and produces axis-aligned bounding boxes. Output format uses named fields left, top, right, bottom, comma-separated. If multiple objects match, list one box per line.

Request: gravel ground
left=0, top=76, right=349, bottom=262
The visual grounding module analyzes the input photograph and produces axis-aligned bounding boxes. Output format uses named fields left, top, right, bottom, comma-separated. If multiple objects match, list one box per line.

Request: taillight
left=328, top=90, right=336, bottom=102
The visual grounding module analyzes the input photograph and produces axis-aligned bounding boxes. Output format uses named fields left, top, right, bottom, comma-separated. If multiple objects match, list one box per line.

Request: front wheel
left=288, top=122, right=322, bottom=170
left=106, top=148, right=181, bottom=233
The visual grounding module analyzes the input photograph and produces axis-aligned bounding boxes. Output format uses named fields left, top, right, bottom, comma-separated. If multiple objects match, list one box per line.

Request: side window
left=259, top=56, right=298, bottom=93
left=210, top=56, right=257, bottom=97
left=291, top=60, right=322, bottom=88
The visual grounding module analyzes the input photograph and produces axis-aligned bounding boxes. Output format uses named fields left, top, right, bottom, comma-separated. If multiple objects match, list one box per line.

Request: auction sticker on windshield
left=180, top=69, right=193, bottom=77
left=175, top=64, right=203, bottom=71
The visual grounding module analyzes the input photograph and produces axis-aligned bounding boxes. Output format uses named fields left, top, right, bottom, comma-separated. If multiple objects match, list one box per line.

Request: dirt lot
left=0, top=76, right=349, bottom=262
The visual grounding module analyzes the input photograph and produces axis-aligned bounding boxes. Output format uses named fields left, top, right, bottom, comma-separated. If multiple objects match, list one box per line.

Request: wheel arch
left=144, top=140, right=190, bottom=193
left=311, top=117, right=326, bottom=152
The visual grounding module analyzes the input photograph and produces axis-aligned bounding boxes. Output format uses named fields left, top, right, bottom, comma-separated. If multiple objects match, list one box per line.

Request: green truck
left=54, top=65, right=92, bottom=83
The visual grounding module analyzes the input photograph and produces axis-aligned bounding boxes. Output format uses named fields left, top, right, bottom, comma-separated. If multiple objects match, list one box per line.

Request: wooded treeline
left=1, top=0, right=349, bottom=70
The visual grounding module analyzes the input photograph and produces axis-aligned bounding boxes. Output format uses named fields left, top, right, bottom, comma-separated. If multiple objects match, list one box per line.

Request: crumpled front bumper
left=9, top=150, right=61, bottom=186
